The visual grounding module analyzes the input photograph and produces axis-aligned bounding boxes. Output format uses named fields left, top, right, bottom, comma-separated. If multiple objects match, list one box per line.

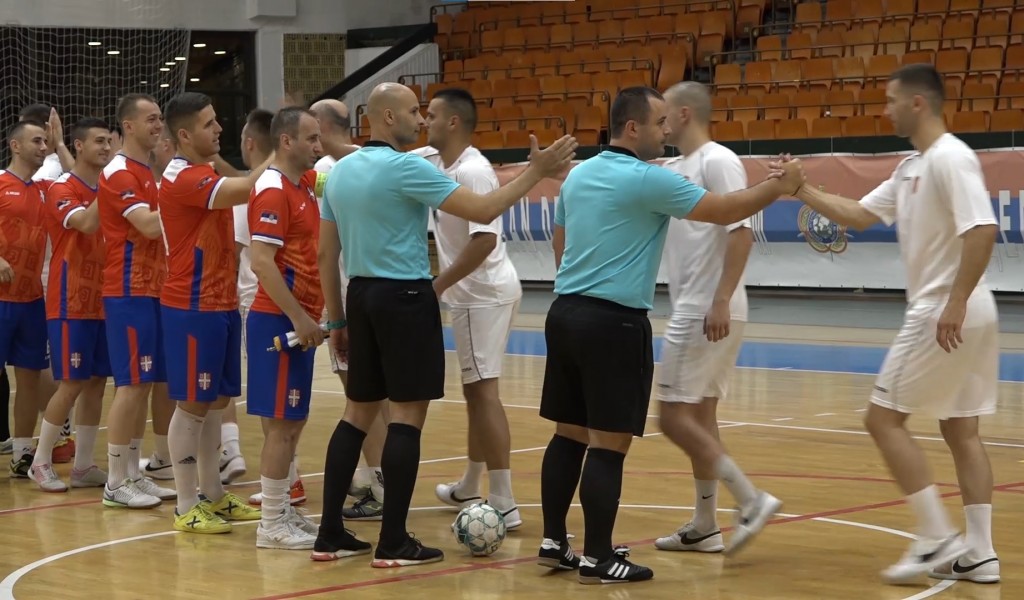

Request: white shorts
left=656, top=316, right=745, bottom=403
left=871, top=293, right=999, bottom=419
left=328, top=272, right=350, bottom=374
left=450, top=301, right=519, bottom=385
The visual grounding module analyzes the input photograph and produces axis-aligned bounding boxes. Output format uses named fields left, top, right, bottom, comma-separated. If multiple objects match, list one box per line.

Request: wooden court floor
left=1, top=317, right=1022, bottom=599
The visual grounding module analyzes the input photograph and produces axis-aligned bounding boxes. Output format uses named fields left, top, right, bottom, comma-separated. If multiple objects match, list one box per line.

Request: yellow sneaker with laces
left=174, top=503, right=232, bottom=534
left=205, top=491, right=261, bottom=521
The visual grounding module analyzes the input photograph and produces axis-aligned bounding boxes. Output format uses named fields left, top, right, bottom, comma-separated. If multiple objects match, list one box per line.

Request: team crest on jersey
left=287, top=389, right=301, bottom=407
left=797, top=205, right=849, bottom=254
left=260, top=211, right=279, bottom=225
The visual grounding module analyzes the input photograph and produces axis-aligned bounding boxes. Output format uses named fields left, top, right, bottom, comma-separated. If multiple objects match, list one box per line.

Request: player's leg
left=0, top=369, right=10, bottom=454
left=929, top=319, right=1000, bottom=584
left=36, top=366, right=74, bottom=464
left=6, top=299, right=49, bottom=477
left=142, top=382, right=174, bottom=479
left=101, top=297, right=165, bottom=508
left=68, top=376, right=107, bottom=488
left=342, top=403, right=387, bottom=520
left=219, top=397, right=247, bottom=484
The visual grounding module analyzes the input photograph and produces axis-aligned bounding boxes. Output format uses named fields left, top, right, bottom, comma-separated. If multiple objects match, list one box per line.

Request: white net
left=0, top=1, right=190, bottom=140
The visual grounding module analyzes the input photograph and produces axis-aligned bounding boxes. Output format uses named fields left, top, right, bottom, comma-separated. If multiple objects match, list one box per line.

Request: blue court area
left=442, top=327, right=1024, bottom=383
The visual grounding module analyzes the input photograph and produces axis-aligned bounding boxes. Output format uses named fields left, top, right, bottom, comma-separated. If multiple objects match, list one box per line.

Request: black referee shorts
left=539, top=294, right=654, bottom=437
left=345, top=277, right=445, bottom=403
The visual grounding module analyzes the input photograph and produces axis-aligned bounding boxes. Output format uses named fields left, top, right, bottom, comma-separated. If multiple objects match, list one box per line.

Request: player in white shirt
left=309, top=98, right=388, bottom=520
left=652, top=82, right=781, bottom=556
left=785, top=64, right=999, bottom=584
left=415, top=88, right=523, bottom=527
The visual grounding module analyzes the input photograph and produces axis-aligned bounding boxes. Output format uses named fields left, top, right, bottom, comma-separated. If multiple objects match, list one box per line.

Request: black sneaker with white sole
left=309, top=529, right=372, bottom=562
left=537, top=538, right=580, bottom=570
left=578, top=548, right=654, bottom=585
left=371, top=533, right=444, bottom=568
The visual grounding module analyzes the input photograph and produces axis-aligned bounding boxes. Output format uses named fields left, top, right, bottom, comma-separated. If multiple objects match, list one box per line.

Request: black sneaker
left=342, top=493, right=383, bottom=521
left=9, top=452, right=33, bottom=478
left=537, top=538, right=580, bottom=570
left=309, top=529, right=372, bottom=562
left=371, top=533, right=444, bottom=568
left=578, top=548, right=654, bottom=585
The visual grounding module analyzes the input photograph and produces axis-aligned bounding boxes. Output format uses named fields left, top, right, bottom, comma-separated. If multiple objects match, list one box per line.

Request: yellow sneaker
left=205, top=491, right=261, bottom=521
left=174, top=503, right=232, bottom=534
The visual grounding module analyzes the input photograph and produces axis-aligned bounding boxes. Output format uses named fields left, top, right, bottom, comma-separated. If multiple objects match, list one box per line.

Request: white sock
left=693, top=479, right=719, bottom=531
left=169, top=409, right=205, bottom=514
left=61, top=406, right=74, bottom=438
left=221, top=422, right=240, bottom=456
left=906, top=485, right=956, bottom=539
left=13, top=437, right=33, bottom=460
left=459, top=460, right=486, bottom=496
left=714, top=455, right=757, bottom=506
left=198, top=409, right=225, bottom=502
left=260, top=476, right=290, bottom=527
left=488, top=468, right=513, bottom=500
left=128, top=438, right=143, bottom=480
left=964, top=504, right=995, bottom=556
left=370, top=467, right=384, bottom=502
left=73, top=425, right=99, bottom=471
left=31, top=420, right=62, bottom=467
left=352, top=466, right=370, bottom=489
left=287, top=455, right=299, bottom=485
left=107, top=444, right=130, bottom=487
left=154, top=434, right=170, bottom=464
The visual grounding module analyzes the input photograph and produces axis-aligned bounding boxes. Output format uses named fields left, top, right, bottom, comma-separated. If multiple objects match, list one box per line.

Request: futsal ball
left=451, top=502, right=507, bottom=556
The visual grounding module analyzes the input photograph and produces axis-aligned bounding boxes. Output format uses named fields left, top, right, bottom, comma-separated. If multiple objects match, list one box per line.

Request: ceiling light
left=165, top=61, right=176, bottom=66
left=159, top=67, right=170, bottom=72
left=140, top=80, right=148, bottom=84
left=107, top=50, right=120, bottom=55
left=174, top=56, right=186, bottom=61
left=214, top=50, right=226, bottom=55
left=87, top=41, right=102, bottom=46
left=193, top=43, right=206, bottom=48
left=190, top=78, right=199, bottom=82
left=160, top=83, right=170, bottom=88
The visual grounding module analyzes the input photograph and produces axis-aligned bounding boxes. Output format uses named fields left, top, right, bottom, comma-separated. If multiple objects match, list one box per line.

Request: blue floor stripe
left=442, top=327, right=1024, bottom=383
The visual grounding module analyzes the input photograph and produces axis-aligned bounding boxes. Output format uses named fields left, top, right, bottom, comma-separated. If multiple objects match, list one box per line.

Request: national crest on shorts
left=70, top=353, right=82, bottom=368
left=198, top=372, right=212, bottom=390
left=797, top=204, right=849, bottom=254
left=287, top=389, right=301, bottom=407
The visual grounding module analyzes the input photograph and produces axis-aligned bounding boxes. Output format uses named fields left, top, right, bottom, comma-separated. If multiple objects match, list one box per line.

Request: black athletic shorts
left=539, top=294, right=654, bottom=437
left=345, top=277, right=445, bottom=402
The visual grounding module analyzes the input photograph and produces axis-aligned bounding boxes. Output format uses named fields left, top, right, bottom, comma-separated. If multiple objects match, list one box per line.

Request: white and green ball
left=451, top=502, right=507, bottom=556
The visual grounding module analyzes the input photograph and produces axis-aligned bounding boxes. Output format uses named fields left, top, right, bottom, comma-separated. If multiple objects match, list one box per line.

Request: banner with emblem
left=491, top=148, right=1024, bottom=292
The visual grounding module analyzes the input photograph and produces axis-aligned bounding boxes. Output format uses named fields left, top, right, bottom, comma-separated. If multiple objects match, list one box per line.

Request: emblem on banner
left=797, top=203, right=849, bottom=254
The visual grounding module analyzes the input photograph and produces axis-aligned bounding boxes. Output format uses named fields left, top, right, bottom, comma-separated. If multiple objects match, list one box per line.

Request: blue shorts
left=161, top=306, right=242, bottom=403
left=0, top=299, right=48, bottom=371
left=47, top=319, right=112, bottom=381
left=104, top=296, right=167, bottom=386
left=245, top=310, right=316, bottom=421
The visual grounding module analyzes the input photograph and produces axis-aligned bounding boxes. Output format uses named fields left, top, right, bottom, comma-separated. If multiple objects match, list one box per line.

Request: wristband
left=325, top=319, right=347, bottom=330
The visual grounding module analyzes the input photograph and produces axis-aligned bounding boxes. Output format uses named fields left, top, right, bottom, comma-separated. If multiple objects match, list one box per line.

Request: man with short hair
left=784, top=63, right=999, bottom=584
left=537, top=86, right=802, bottom=584
left=415, top=88, right=523, bottom=528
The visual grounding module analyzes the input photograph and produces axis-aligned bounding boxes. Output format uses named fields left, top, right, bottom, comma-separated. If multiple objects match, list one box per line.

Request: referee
left=313, top=82, right=577, bottom=566
left=536, top=86, right=803, bottom=584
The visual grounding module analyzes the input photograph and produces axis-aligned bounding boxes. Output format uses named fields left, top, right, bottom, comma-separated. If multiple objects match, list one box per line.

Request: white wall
left=0, top=0, right=440, bottom=106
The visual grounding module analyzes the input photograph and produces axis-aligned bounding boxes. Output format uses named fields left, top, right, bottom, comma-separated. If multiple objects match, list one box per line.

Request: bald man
left=312, top=83, right=576, bottom=566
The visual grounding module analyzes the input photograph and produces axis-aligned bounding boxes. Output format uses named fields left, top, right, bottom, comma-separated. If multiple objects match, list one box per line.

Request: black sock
left=318, top=419, right=366, bottom=538
left=0, top=370, right=9, bottom=440
left=540, top=434, right=588, bottom=544
left=379, top=422, right=422, bottom=548
left=580, top=447, right=626, bottom=563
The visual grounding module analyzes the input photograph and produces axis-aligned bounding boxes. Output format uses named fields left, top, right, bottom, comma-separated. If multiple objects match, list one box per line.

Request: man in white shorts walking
left=786, top=63, right=1000, bottom=584
left=653, top=82, right=780, bottom=556
left=415, top=88, right=522, bottom=527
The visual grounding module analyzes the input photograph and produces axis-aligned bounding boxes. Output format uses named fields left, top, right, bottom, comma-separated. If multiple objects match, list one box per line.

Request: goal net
left=0, top=0, right=190, bottom=145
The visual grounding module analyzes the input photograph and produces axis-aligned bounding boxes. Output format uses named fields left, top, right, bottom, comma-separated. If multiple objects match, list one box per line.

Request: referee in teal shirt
left=314, top=82, right=577, bottom=566
left=536, top=86, right=805, bottom=584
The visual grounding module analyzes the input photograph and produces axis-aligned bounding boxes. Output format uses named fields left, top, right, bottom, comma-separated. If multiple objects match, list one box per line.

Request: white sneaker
left=257, top=517, right=317, bottom=550
left=882, top=533, right=970, bottom=584
left=103, top=478, right=162, bottom=509
left=435, top=481, right=481, bottom=510
left=134, top=476, right=177, bottom=500
left=725, top=491, right=782, bottom=556
left=220, top=451, right=246, bottom=484
left=928, top=553, right=1000, bottom=584
left=288, top=506, right=319, bottom=536
left=142, top=454, right=175, bottom=480
left=70, top=465, right=108, bottom=488
left=29, top=463, right=68, bottom=493
left=0, top=438, right=12, bottom=455
left=655, top=522, right=725, bottom=553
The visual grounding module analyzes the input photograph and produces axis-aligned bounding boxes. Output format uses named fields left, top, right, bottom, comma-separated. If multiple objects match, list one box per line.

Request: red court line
left=0, top=498, right=97, bottom=516
left=249, top=479, right=1024, bottom=600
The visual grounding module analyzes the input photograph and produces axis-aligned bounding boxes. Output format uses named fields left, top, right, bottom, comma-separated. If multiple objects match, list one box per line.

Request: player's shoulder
left=930, top=133, right=978, bottom=163
left=313, top=155, right=337, bottom=174
left=409, top=145, right=439, bottom=160
left=254, top=168, right=285, bottom=194
left=52, top=172, right=73, bottom=186
left=162, top=157, right=215, bottom=188
left=101, top=153, right=132, bottom=180
left=703, top=141, right=742, bottom=166
left=455, top=147, right=496, bottom=177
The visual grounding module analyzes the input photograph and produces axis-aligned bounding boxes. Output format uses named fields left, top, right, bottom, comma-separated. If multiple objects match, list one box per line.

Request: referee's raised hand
left=528, top=134, right=578, bottom=178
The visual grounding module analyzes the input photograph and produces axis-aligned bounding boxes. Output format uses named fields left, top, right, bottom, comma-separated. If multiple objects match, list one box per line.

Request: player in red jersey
left=98, top=94, right=177, bottom=509
left=158, top=92, right=269, bottom=533
left=0, top=121, right=51, bottom=478
left=245, top=106, right=337, bottom=551
left=28, top=118, right=113, bottom=492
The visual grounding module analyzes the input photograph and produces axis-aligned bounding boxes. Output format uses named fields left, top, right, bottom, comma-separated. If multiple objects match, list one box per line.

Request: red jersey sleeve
left=248, top=187, right=290, bottom=248
left=46, top=180, right=88, bottom=230
left=103, top=169, right=151, bottom=217
left=165, top=163, right=224, bottom=209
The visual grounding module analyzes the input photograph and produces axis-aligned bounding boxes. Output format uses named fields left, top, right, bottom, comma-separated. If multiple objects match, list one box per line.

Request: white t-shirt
left=860, top=133, right=997, bottom=304
left=233, top=203, right=258, bottom=309
left=661, top=141, right=750, bottom=321
left=411, top=145, right=522, bottom=308
left=314, top=153, right=350, bottom=284
left=34, top=153, right=65, bottom=292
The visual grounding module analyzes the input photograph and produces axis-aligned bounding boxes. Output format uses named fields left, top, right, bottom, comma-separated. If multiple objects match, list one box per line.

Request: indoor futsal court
left=2, top=294, right=1022, bottom=599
